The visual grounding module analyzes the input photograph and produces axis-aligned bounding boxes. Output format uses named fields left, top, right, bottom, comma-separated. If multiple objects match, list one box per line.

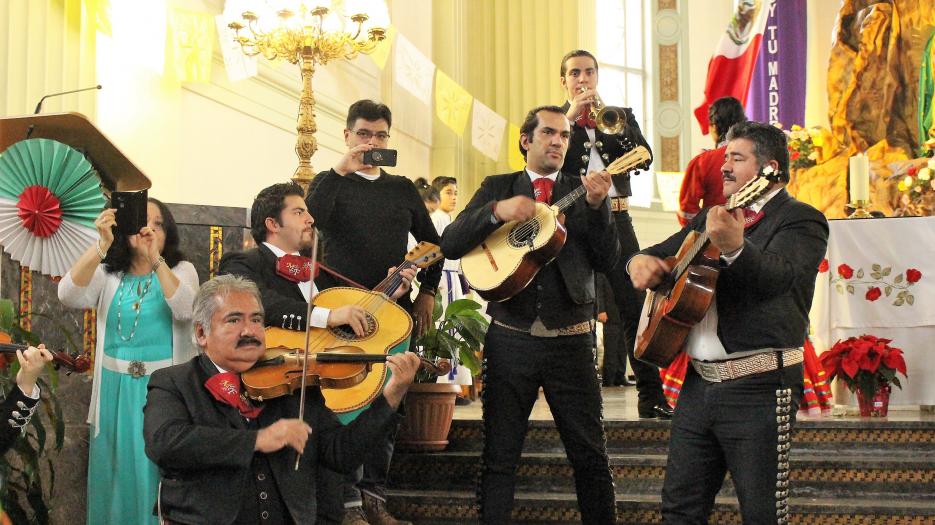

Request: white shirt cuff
left=310, top=307, right=331, bottom=328
left=721, top=247, right=744, bottom=265
left=18, top=384, right=40, bottom=399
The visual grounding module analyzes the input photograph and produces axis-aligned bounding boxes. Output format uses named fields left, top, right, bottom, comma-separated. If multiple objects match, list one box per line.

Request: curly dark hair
left=103, top=198, right=186, bottom=274
left=346, top=99, right=392, bottom=130
left=250, top=183, right=306, bottom=243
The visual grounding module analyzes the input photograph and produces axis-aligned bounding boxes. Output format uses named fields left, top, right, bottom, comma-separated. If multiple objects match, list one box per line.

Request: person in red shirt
left=678, top=97, right=747, bottom=226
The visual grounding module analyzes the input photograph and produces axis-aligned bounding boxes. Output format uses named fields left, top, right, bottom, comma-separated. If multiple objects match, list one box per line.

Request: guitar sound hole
left=329, top=312, right=378, bottom=341
left=508, top=221, right=540, bottom=248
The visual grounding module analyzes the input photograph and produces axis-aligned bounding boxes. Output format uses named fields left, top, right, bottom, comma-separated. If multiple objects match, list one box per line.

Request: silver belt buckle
left=128, top=360, right=147, bottom=378
left=694, top=361, right=722, bottom=383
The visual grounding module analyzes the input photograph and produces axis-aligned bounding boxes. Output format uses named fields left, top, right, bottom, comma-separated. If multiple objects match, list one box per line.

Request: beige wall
left=1, top=0, right=843, bottom=215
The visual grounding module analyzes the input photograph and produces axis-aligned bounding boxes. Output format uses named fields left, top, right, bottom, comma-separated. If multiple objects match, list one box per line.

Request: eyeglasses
left=352, top=129, right=390, bottom=141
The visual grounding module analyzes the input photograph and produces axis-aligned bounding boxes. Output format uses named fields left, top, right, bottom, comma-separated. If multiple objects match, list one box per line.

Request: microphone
left=33, top=85, right=102, bottom=114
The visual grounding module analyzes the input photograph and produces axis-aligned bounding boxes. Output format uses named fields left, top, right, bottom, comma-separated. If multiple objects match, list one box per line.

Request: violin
left=0, top=330, right=91, bottom=374
left=241, top=345, right=451, bottom=401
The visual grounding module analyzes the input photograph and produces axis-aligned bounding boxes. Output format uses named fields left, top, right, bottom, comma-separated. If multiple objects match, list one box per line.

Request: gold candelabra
left=229, top=2, right=387, bottom=189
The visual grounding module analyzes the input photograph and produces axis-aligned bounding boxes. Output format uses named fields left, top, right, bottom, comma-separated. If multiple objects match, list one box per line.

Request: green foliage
left=0, top=299, right=65, bottom=524
left=413, top=296, right=489, bottom=383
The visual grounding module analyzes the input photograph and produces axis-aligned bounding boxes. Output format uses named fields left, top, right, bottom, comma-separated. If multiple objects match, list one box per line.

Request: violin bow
left=295, top=227, right=318, bottom=471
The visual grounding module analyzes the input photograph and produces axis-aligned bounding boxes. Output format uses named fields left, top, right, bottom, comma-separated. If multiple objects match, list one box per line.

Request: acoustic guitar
left=264, top=241, right=443, bottom=416
left=634, top=170, right=780, bottom=368
left=461, top=146, right=652, bottom=302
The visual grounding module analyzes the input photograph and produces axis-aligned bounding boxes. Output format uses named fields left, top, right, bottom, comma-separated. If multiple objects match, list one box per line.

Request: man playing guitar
left=628, top=122, right=829, bottom=524
left=441, top=105, right=620, bottom=524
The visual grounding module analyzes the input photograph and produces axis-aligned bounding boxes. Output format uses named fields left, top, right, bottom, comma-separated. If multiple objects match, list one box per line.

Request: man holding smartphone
left=306, top=99, right=441, bottom=525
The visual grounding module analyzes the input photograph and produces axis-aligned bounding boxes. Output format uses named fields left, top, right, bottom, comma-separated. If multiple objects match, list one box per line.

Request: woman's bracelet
left=152, top=256, right=166, bottom=273
left=95, top=240, right=107, bottom=261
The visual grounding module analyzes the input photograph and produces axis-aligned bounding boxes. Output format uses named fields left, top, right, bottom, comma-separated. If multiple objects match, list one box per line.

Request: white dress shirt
left=567, top=102, right=621, bottom=198
left=685, top=186, right=783, bottom=361
left=263, top=242, right=331, bottom=329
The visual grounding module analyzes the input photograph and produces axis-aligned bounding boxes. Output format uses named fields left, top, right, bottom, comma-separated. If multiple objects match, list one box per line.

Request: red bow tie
left=575, top=113, right=597, bottom=129
left=204, top=372, right=263, bottom=419
left=276, top=254, right=314, bottom=283
left=742, top=208, right=764, bottom=229
left=532, top=178, right=555, bottom=204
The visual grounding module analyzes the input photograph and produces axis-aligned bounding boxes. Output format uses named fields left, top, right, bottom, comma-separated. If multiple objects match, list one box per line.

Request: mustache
left=236, top=336, right=262, bottom=348
left=722, top=171, right=736, bottom=181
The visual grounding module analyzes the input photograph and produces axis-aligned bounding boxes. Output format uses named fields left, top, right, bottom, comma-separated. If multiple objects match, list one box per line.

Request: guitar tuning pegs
left=296, top=316, right=302, bottom=330
left=282, top=315, right=287, bottom=329
left=288, top=314, right=295, bottom=330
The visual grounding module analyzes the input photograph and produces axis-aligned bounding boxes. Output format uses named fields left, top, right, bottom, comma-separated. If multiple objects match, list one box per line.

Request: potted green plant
left=0, top=299, right=67, bottom=524
left=397, top=297, right=488, bottom=451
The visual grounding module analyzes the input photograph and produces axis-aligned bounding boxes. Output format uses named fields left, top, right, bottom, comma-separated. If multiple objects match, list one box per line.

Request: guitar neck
left=0, top=343, right=27, bottom=354
left=553, top=185, right=587, bottom=213
left=373, top=261, right=417, bottom=296
left=670, top=200, right=746, bottom=278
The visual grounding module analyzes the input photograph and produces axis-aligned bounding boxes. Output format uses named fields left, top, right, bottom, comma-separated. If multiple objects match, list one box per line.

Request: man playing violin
left=441, top=105, right=620, bottom=524
left=558, top=49, right=671, bottom=419
left=0, top=344, right=53, bottom=454
left=218, top=182, right=416, bottom=525
left=143, top=275, right=422, bottom=525
left=628, top=122, right=828, bottom=524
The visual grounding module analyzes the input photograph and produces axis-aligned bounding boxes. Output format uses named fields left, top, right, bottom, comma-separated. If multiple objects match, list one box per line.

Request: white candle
left=849, top=153, right=870, bottom=202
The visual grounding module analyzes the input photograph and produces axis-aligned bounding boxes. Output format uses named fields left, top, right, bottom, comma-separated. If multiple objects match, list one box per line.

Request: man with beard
left=441, top=105, right=620, bottom=524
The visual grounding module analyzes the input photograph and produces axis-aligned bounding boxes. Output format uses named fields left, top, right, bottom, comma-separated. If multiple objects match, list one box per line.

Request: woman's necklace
left=116, top=271, right=155, bottom=342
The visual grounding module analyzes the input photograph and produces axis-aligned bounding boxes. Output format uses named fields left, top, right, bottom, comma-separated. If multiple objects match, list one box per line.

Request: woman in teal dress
left=59, top=198, right=198, bottom=525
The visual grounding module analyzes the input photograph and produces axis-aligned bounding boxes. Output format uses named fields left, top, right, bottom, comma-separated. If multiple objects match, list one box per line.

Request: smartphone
left=363, top=148, right=397, bottom=167
left=111, top=189, right=148, bottom=236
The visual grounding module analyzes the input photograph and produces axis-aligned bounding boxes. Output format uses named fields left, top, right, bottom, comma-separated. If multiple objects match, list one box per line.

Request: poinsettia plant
left=819, top=334, right=907, bottom=399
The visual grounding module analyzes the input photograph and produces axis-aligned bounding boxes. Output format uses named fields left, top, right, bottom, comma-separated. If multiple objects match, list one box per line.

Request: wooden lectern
left=0, top=112, right=151, bottom=191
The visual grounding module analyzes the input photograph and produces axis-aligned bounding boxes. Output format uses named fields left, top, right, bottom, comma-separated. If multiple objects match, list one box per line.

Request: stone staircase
left=386, top=418, right=935, bottom=524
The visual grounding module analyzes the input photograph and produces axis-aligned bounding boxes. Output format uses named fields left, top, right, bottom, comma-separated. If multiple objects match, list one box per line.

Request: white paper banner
left=471, top=99, right=506, bottom=161
left=393, top=34, right=434, bottom=105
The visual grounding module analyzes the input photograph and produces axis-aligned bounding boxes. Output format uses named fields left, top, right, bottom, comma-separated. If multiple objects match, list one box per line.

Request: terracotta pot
left=856, top=384, right=891, bottom=417
left=396, top=383, right=461, bottom=452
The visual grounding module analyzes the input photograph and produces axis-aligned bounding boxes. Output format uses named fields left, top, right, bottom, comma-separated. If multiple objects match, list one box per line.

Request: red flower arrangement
left=819, top=334, right=907, bottom=399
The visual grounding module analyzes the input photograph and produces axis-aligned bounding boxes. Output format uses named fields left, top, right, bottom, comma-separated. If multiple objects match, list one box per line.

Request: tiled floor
left=453, top=384, right=935, bottom=422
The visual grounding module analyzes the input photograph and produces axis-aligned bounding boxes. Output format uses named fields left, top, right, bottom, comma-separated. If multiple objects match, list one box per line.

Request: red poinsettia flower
left=818, top=259, right=829, bottom=273
left=865, top=287, right=882, bottom=301
left=882, top=347, right=907, bottom=376
left=906, top=268, right=922, bottom=283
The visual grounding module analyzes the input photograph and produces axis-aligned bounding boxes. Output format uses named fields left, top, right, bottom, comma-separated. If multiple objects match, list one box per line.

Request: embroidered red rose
left=837, top=264, right=854, bottom=279
left=865, top=287, right=882, bottom=301
left=791, top=151, right=800, bottom=161
left=906, top=268, right=922, bottom=283
left=818, top=259, right=829, bottom=273
left=908, top=165, right=918, bottom=177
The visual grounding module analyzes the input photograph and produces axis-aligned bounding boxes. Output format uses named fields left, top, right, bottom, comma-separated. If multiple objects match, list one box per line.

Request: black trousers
left=601, top=321, right=628, bottom=385
left=661, top=362, right=803, bottom=524
left=479, top=324, right=615, bottom=524
left=604, top=210, right=666, bottom=409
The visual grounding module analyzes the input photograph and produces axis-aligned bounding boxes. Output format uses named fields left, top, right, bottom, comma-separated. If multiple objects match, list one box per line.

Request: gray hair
left=191, top=274, right=265, bottom=348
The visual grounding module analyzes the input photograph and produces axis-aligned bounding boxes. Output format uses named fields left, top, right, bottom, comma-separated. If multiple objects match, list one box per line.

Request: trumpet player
left=558, top=49, right=672, bottom=420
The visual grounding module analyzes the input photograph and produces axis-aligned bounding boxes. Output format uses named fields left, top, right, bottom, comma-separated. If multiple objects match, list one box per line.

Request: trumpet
left=580, top=86, right=628, bottom=135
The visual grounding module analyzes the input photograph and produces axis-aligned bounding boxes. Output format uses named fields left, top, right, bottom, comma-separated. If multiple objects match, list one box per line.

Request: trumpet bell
left=596, top=106, right=627, bottom=135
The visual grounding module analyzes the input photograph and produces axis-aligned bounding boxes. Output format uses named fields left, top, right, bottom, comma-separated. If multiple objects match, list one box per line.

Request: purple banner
left=746, top=0, right=807, bottom=127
